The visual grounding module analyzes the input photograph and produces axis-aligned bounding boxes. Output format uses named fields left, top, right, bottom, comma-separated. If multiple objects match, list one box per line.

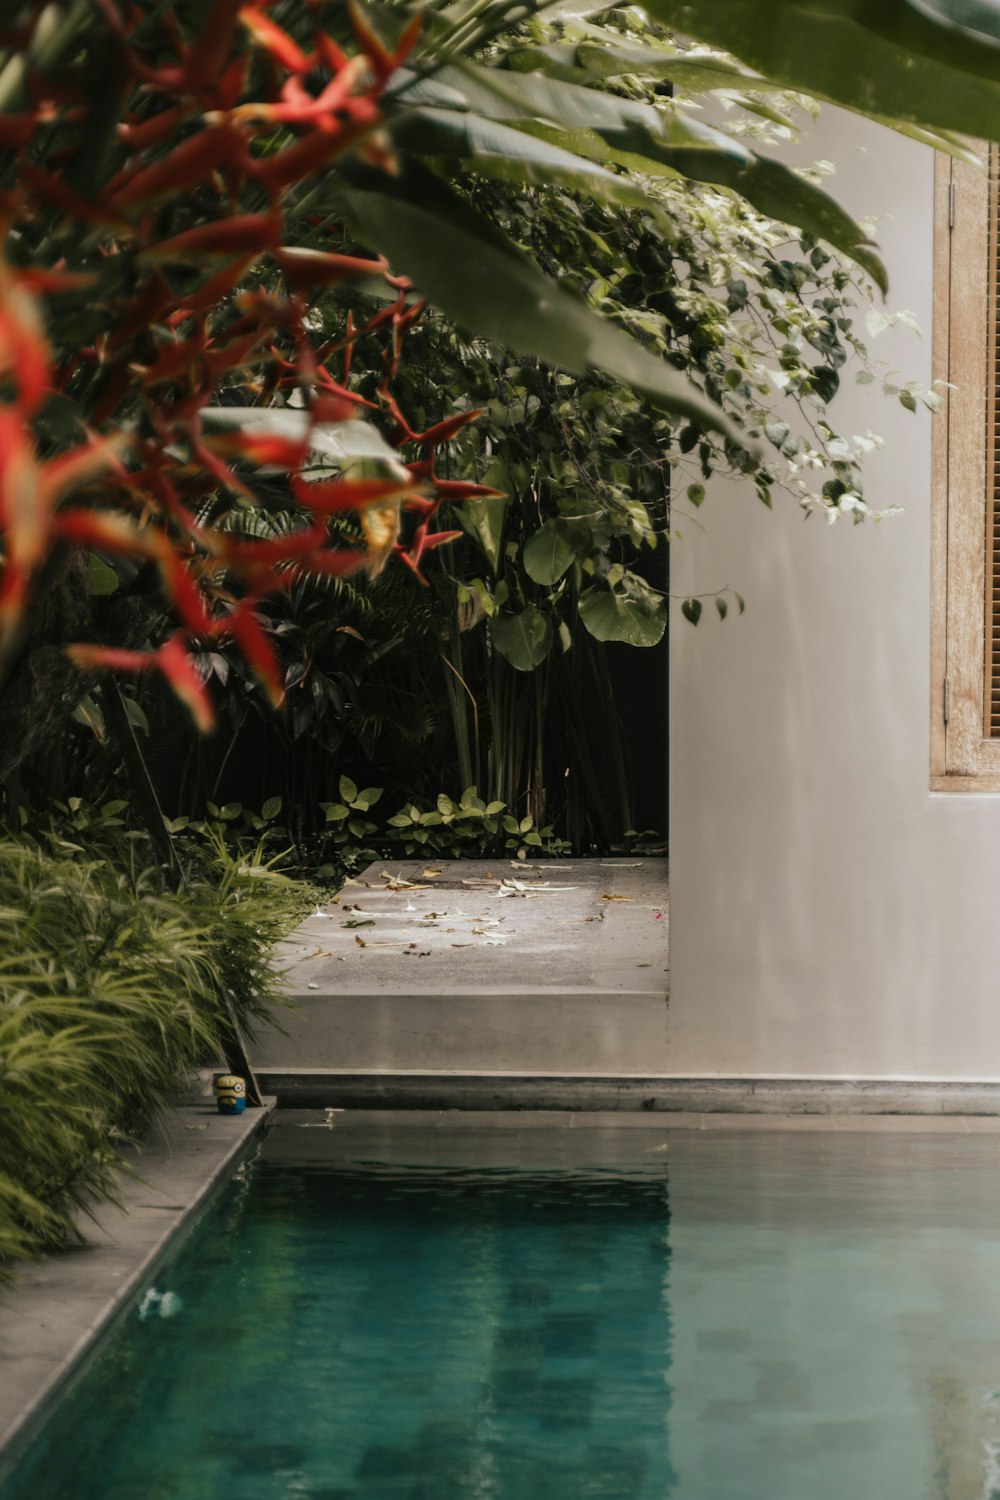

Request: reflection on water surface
left=3, top=1123, right=1000, bottom=1500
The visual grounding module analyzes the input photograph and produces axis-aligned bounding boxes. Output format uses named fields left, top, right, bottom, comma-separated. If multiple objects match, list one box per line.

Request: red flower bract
left=0, top=0, right=501, bottom=730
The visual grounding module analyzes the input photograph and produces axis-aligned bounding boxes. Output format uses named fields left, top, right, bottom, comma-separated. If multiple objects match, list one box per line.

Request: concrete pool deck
left=253, top=858, right=1000, bottom=1116
left=0, top=1092, right=273, bottom=1476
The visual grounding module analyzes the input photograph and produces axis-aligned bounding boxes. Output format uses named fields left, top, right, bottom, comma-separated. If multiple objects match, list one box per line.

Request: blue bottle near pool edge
left=215, top=1075, right=246, bottom=1115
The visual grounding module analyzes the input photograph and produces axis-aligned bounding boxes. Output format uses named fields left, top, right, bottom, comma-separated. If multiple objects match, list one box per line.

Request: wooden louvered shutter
left=985, top=144, right=1000, bottom=738
left=932, top=145, right=1000, bottom=786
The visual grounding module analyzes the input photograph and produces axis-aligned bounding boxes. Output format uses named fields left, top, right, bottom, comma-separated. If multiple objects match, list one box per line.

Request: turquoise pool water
left=4, top=1123, right=1000, bottom=1499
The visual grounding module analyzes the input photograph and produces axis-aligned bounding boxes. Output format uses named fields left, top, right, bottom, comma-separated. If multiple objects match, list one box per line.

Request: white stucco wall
left=668, top=109, right=1000, bottom=1080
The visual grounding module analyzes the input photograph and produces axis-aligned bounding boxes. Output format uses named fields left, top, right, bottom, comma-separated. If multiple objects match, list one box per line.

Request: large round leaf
left=458, top=492, right=508, bottom=573
left=523, top=521, right=577, bottom=585
left=491, top=606, right=553, bottom=669
left=579, top=586, right=666, bottom=646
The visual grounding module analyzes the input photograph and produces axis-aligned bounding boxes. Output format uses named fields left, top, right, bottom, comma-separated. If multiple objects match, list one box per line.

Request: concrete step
left=253, top=857, right=669, bottom=1075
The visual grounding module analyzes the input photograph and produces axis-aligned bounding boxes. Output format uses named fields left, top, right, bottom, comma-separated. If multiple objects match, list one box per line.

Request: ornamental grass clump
left=0, top=826, right=305, bottom=1278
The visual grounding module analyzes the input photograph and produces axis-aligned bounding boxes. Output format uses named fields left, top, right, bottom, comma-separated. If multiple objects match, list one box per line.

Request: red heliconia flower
left=107, top=272, right=174, bottom=352
left=238, top=6, right=312, bottom=74
left=310, top=389, right=367, bottom=424
left=67, top=635, right=215, bottom=732
left=393, top=522, right=464, bottom=584
left=159, top=550, right=215, bottom=636
left=233, top=65, right=365, bottom=128
left=127, top=0, right=243, bottom=97
left=189, top=0, right=247, bottom=88
left=139, top=211, right=282, bottom=264
left=133, top=328, right=209, bottom=388
left=313, top=33, right=350, bottom=74
left=431, top=478, right=507, bottom=501
left=249, top=106, right=382, bottom=194
left=200, top=429, right=310, bottom=471
left=0, top=113, right=38, bottom=148
left=55, top=505, right=215, bottom=637
left=290, top=547, right=369, bottom=578
left=348, top=2, right=423, bottom=87
left=135, top=457, right=204, bottom=533
left=271, top=248, right=389, bottom=291
left=117, top=104, right=197, bottom=154
left=14, top=267, right=98, bottom=296
left=0, top=0, right=493, bottom=728
left=67, top=643, right=157, bottom=674
left=213, top=53, right=250, bottom=111
left=216, top=521, right=330, bottom=573
left=156, top=634, right=216, bottom=731
left=203, top=326, right=273, bottom=382
left=189, top=437, right=255, bottom=502
left=176, top=255, right=258, bottom=318
left=0, top=424, right=129, bottom=630
left=401, top=496, right=441, bottom=518
left=213, top=524, right=370, bottom=598
left=290, top=473, right=421, bottom=517
left=53, top=508, right=156, bottom=559
left=380, top=388, right=418, bottom=446
left=0, top=267, right=51, bottom=417
left=219, top=598, right=285, bottom=706
left=19, top=162, right=129, bottom=229
left=417, top=410, right=485, bottom=451
left=111, top=124, right=250, bottom=210
left=0, top=415, right=46, bottom=624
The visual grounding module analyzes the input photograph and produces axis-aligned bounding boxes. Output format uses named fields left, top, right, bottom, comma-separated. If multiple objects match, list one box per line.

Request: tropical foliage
left=651, top=0, right=1000, bottom=141
left=0, top=813, right=312, bottom=1276
left=2, top=0, right=1000, bottom=1275
left=0, top=0, right=936, bottom=783
left=0, top=0, right=998, bottom=773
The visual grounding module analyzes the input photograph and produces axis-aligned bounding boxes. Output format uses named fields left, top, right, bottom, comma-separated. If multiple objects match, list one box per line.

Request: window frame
left=931, top=143, right=1000, bottom=789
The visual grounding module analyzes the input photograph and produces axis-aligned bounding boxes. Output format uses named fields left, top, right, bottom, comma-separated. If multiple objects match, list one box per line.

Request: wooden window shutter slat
left=987, top=145, right=1000, bottom=735
left=932, top=143, right=1000, bottom=786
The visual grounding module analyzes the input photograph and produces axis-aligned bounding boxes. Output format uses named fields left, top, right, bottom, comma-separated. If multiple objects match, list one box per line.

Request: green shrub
left=380, top=785, right=569, bottom=860
left=316, top=778, right=569, bottom=869
left=0, top=823, right=313, bottom=1278
left=155, top=784, right=570, bottom=883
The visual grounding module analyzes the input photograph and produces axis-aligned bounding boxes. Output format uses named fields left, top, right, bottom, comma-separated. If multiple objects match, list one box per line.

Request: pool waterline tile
left=285, top=1107, right=993, bottom=1134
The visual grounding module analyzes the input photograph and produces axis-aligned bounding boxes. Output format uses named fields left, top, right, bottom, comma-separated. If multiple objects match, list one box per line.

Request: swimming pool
left=3, top=1117, right=1000, bottom=1499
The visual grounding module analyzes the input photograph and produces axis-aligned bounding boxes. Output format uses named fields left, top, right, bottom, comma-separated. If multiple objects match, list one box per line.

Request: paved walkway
left=254, top=858, right=669, bottom=1075
left=0, top=1090, right=271, bottom=1470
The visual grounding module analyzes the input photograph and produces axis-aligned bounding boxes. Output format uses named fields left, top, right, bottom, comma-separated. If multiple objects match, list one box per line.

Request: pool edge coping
left=0, top=1094, right=275, bottom=1481
left=254, top=1071, right=1000, bottom=1115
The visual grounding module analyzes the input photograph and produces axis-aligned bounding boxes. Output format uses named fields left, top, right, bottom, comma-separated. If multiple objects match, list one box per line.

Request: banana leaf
left=394, top=61, right=888, bottom=289
left=648, top=0, right=1000, bottom=139
left=332, top=163, right=751, bottom=440
left=389, top=106, right=656, bottom=213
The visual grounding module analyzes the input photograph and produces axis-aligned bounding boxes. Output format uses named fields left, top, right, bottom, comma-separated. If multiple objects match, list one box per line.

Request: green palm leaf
left=394, top=61, right=888, bottom=290
left=649, top=0, right=1000, bottom=139
left=389, top=106, right=655, bottom=214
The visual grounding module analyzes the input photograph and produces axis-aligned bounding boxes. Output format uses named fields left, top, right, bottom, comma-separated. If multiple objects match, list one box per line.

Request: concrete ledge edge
left=256, top=1071, right=1000, bottom=1115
